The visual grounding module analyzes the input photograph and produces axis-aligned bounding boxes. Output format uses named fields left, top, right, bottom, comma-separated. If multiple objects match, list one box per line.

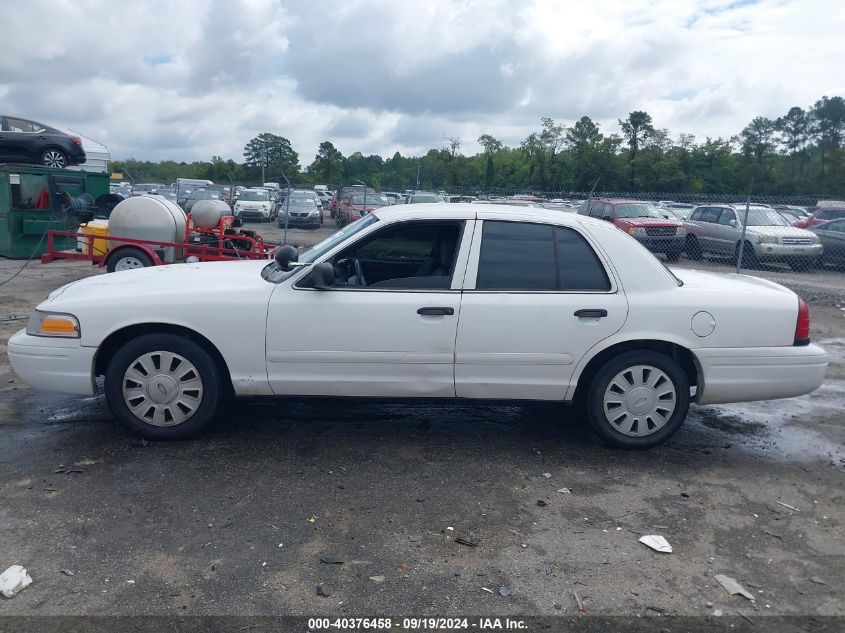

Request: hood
left=672, top=267, right=793, bottom=295
left=744, top=225, right=819, bottom=239
left=618, top=217, right=682, bottom=227
left=43, top=259, right=272, bottom=309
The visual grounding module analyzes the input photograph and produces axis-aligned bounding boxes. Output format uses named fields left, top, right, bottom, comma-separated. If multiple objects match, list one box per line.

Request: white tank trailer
left=107, top=195, right=187, bottom=264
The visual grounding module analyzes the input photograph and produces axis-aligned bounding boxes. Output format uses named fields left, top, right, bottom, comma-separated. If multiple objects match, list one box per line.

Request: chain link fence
left=436, top=188, right=845, bottom=298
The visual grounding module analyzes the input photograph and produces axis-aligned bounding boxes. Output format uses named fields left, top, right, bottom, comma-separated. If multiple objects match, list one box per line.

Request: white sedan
left=8, top=204, right=828, bottom=448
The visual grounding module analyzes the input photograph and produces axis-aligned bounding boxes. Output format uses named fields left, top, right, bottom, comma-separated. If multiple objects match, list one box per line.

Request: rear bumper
left=694, top=343, right=828, bottom=405
left=7, top=330, right=96, bottom=395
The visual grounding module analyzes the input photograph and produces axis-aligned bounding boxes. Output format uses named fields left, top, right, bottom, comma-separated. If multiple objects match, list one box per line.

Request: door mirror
left=603, top=216, right=613, bottom=222
left=729, top=219, right=738, bottom=228
left=309, top=262, right=335, bottom=290
left=275, top=244, right=298, bottom=271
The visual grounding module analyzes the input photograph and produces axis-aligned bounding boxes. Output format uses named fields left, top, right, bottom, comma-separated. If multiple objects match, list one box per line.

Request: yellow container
left=77, top=220, right=110, bottom=256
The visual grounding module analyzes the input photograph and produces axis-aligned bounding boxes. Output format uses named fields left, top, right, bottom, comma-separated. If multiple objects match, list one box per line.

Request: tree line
left=112, top=95, right=845, bottom=196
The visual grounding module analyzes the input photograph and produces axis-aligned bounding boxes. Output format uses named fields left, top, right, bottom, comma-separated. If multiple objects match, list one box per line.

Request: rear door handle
left=574, top=309, right=608, bottom=318
left=417, top=307, right=455, bottom=316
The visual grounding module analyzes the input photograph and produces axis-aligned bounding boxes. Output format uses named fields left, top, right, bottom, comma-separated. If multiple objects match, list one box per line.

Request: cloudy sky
left=1, top=0, right=842, bottom=163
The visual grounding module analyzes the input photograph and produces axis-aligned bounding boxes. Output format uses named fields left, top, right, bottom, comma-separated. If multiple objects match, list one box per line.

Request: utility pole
left=354, top=179, right=367, bottom=217
left=280, top=171, right=292, bottom=245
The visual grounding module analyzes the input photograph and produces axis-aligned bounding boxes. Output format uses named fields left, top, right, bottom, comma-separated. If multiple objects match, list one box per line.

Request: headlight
left=757, top=235, right=779, bottom=244
left=26, top=311, right=80, bottom=338
left=676, top=226, right=686, bottom=236
left=309, top=209, right=319, bottom=216
left=628, top=227, right=647, bottom=237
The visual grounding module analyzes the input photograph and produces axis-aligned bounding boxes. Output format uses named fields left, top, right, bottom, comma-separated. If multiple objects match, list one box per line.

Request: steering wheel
left=353, top=258, right=367, bottom=287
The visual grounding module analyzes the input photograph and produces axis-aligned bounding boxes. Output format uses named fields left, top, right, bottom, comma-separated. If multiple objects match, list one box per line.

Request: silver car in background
left=684, top=204, right=822, bottom=270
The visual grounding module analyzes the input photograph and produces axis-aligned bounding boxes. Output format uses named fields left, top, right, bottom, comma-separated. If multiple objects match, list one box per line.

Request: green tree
left=811, top=96, right=845, bottom=183
left=477, top=133, right=504, bottom=190
left=307, top=141, right=344, bottom=182
left=243, top=133, right=299, bottom=183
left=619, top=111, right=655, bottom=189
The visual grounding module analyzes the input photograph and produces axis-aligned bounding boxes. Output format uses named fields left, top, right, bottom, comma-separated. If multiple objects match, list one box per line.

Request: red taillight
left=71, top=136, right=82, bottom=145
left=794, top=297, right=810, bottom=345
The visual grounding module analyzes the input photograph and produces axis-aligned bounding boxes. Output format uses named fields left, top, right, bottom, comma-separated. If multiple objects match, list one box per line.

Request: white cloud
left=0, top=0, right=842, bottom=162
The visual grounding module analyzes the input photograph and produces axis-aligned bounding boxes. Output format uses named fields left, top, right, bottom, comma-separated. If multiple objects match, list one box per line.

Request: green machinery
left=0, top=164, right=109, bottom=258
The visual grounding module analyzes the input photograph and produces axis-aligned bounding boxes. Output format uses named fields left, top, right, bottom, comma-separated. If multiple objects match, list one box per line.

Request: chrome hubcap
left=44, top=151, right=65, bottom=168
left=115, top=256, right=145, bottom=271
left=602, top=365, right=676, bottom=437
left=122, top=351, right=203, bottom=427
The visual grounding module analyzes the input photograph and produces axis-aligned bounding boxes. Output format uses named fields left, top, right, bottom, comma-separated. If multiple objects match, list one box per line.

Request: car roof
left=372, top=202, right=609, bottom=228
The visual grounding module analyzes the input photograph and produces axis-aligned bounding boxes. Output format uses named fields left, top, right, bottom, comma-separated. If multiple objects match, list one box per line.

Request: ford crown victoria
left=8, top=204, right=828, bottom=448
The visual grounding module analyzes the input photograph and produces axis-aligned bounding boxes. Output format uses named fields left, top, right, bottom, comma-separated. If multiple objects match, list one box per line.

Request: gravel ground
left=0, top=228, right=843, bottom=621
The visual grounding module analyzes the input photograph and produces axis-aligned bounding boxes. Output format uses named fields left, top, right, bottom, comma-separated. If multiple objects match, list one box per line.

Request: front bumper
left=280, top=214, right=321, bottom=226
left=236, top=209, right=272, bottom=221
left=7, top=329, right=96, bottom=395
left=755, top=243, right=822, bottom=261
left=693, top=343, right=828, bottom=405
left=634, top=235, right=684, bottom=253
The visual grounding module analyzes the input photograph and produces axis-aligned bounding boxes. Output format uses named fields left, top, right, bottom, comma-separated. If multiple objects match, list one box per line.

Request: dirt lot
left=0, top=227, right=843, bottom=621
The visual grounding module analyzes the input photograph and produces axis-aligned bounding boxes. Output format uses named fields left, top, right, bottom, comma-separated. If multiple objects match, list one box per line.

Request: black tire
left=41, top=148, right=67, bottom=169
left=735, top=241, right=759, bottom=269
left=586, top=350, right=690, bottom=449
left=106, top=247, right=154, bottom=273
left=104, top=333, right=224, bottom=440
left=685, top=235, right=702, bottom=261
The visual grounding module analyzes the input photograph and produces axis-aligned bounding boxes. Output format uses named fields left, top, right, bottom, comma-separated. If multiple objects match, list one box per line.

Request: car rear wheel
left=586, top=350, right=690, bottom=449
left=106, top=247, right=154, bottom=272
left=42, top=149, right=67, bottom=169
left=104, top=333, right=224, bottom=440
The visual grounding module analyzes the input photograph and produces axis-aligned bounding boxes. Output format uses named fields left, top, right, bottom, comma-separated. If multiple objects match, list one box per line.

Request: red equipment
left=41, top=213, right=277, bottom=269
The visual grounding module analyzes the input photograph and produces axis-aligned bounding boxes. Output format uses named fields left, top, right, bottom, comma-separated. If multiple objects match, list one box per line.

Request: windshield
left=615, top=203, right=664, bottom=219
left=350, top=194, right=389, bottom=206
left=743, top=208, right=791, bottom=226
left=262, top=214, right=379, bottom=283
left=239, top=191, right=269, bottom=201
left=287, top=196, right=317, bottom=207
left=190, top=190, right=218, bottom=200
left=409, top=194, right=443, bottom=203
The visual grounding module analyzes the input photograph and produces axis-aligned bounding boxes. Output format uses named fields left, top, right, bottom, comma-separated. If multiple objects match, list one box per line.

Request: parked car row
left=572, top=198, right=845, bottom=271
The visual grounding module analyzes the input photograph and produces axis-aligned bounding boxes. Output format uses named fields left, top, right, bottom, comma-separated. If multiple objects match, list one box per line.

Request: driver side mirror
left=729, top=219, right=738, bottom=228
left=275, top=244, right=299, bottom=271
left=309, top=262, right=335, bottom=290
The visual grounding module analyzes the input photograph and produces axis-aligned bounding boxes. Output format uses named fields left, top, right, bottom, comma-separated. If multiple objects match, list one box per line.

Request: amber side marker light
left=26, top=312, right=80, bottom=338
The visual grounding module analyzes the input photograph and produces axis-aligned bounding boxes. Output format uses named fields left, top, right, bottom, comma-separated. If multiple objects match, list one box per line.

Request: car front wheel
left=42, top=149, right=67, bottom=168
left=104, top=333, right=224, bottom=440
left=586, top=350, right=690, bottom=449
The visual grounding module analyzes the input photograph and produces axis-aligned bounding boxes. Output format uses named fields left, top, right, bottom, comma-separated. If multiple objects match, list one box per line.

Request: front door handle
left=417, top=307, right=455, bottom=316
left=574, top=309, right=608, bottom=318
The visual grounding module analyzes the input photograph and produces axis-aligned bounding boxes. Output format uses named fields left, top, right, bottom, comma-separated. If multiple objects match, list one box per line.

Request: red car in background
left=794, top=207, right=845, bottom=229
left=336, top=192, right=391, bottom=227
left=578, top=198, right=685, bottom=261
left=329, top=185, right=376, bottom=218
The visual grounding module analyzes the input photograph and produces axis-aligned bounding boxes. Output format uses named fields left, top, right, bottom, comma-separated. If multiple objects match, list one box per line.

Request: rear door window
left=476, top=221, right=610, bottom=291
left=476, top=222, right=557, bottom=290
left=557, top=228, right=611, bottom=291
